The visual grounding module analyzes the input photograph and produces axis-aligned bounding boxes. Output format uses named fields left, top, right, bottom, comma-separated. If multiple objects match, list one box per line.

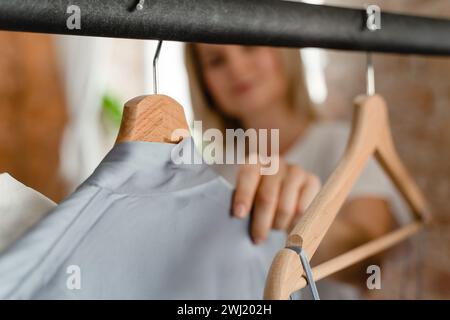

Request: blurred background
left=0, top=0, right=448, bottom=298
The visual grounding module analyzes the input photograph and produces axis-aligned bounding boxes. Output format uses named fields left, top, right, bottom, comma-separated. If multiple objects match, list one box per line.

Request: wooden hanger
left=115, top=94, right=190, bottom=144
left=264, top=94, right=432, bottom=300
left=115, top=40, right=190, bottom=145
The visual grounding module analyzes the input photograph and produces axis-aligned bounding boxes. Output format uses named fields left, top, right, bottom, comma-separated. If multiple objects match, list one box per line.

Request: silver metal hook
left=365, top=5, right=380, bottom=96
left=136, top=0, right=145, bottom=11
left=153, top=40, right=163, bottom=94
left=286, top=246, right=320, bottom=300
left=137, top=1, right=162, bottom=94
left=366, top=52, right=375, bottom=96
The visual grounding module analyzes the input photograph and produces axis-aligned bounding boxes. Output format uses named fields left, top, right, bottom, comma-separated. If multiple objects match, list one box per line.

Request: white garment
left=0, top=173, right=56, bottom=254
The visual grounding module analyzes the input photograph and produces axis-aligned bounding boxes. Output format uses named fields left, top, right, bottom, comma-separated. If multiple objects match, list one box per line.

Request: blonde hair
left=184, top=43, right=317, bottom=133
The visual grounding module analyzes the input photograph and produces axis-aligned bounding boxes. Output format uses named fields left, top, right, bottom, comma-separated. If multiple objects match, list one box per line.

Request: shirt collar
left=84, top=137, right=220, bottom=195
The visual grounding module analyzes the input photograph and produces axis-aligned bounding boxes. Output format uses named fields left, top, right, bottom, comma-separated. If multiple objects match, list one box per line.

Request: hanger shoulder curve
left=286, top=94, right=387, bottom=254
left=115, top=94, right=190, bottom=145
left=374, top=103, right=431, bottom=222
left=357, top=94, right=430, bottom=221
left=264, top=94, right=431, bottom=299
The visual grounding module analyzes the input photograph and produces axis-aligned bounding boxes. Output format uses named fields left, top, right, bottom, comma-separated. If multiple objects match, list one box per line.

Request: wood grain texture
left=264, top=95, right=431, bottom=300
left=115, top=94, right=190, bottom=145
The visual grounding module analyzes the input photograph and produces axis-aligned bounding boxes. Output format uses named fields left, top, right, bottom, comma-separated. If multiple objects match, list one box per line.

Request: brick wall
left=0, top=32, right=68, bottom=202
left=315, top=0, right=450, bottom=299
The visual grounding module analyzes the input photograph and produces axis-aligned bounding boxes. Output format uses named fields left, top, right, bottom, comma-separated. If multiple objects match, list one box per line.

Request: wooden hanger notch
left=115, top=94, right=190, bottom=145
left=115, top=41, right=190, bottom=145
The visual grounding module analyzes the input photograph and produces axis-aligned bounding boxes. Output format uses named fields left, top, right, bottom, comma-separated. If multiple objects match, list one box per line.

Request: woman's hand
left=232, top=159, right=321, bottom=244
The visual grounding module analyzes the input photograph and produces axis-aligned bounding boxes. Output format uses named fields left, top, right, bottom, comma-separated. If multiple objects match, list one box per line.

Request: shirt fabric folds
left=0, top=138, right=285, bottom=299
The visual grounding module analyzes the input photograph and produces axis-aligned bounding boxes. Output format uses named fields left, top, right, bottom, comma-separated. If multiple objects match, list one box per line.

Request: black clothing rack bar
left=0, top=0, right=450, bottom=56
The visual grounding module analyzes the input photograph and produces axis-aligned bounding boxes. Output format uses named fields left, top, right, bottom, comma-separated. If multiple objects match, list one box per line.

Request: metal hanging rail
left=0, top=0, right=449, bottom=55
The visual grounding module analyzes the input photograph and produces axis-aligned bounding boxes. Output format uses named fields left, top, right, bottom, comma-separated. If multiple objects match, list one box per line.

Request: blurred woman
left=184, top=44, right=408, bottom=298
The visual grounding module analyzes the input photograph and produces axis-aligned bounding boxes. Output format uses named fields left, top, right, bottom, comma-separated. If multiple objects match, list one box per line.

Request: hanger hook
left=365, top=4, right=380, bottom=96
left=153, top=40, right=163, bottom=94
left=366, top=52, right=375, bottom=96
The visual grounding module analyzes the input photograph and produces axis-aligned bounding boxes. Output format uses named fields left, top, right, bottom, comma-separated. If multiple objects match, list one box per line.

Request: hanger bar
left=272, top=221, right=423, bottom=298
left=0, top=0, right=450, bottom=56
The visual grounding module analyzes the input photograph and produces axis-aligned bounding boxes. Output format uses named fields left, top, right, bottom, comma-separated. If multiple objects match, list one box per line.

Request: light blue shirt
left=0, top=138, right=285, bottom=299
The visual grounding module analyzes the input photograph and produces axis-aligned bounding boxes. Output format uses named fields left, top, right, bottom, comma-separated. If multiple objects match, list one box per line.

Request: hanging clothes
left=0, top=173, right=56, bottom=254
left=0, top=138, right=285, bottom=299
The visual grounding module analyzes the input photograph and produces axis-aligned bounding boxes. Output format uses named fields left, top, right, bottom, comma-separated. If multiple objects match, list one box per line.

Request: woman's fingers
left=289, top=173, right=322, bottom=231
left=233, top=163, right=262, bottom=219
left=251, top=168, right=285, bottom=244
left=298, top=174, right=321, bottom=213
left=234, top=160, right=321, bottom=245
left=273, top=165, right=307, bottom=230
